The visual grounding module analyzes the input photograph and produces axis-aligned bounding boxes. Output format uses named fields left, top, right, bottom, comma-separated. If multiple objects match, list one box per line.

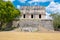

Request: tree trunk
left=0, top=22, right=3, bottom=30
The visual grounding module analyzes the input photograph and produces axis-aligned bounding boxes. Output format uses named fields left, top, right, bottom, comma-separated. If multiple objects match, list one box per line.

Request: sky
left=4, top=0, right=60, bottom=19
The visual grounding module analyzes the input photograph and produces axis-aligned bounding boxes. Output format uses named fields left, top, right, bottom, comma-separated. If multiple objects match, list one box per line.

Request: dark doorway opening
left=31, top=14, right=33, bottom=18
left=23, top=14, right=25, bottom=18
left=39, top=14, right=41, bottom=18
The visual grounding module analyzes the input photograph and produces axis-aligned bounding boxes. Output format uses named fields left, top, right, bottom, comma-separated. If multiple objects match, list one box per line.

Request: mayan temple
left=13, top=6, right=54, bottom=32
left=20, top=6, right=46, bottom=19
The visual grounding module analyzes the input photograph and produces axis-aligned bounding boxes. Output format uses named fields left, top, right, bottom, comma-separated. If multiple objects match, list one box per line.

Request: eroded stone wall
left=12, top=19, right=54, bottom=32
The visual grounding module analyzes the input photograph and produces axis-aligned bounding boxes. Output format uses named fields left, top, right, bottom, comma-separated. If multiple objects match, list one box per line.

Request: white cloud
left=3, top=0, right=15, bottom=2
left=17, top=5, right=20, bottom=9
left=34, top=3, right=37, bottom=5
left=19, top=0, right=27, bottom=3
left=46, top=12, right=52, bottom=19
left=28, top=0, right=53, bottom=4
left=46, top=1, right=60, bottom=13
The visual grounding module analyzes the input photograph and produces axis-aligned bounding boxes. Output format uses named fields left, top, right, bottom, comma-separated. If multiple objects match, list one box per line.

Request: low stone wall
left=12, top=19, right=54, bottom=32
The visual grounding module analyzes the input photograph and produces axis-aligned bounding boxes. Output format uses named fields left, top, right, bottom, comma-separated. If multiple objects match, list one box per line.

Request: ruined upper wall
left=20, top=6, right=46, bottom=15
left=20, top=6, right=45, bottom=10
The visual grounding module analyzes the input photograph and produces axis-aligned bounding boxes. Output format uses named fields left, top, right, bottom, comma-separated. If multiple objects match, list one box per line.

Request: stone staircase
left=38, top=26, right=54, bottom=32
left=12, top=19, right=54, bottom=32
left=38, top=23, right=54, bottom=32
left=12, top=26, right=54, bottom=32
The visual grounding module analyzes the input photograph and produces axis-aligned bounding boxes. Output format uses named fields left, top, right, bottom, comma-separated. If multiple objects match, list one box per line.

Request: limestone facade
left=12, top=6, right=54, bottom=32
left=20, top=6, right=46, bottom=19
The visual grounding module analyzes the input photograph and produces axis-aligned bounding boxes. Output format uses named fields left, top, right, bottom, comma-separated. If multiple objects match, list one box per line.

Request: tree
left=50, top=13, right=60, bottom=31
left=0, top=0, right=21, bottom=30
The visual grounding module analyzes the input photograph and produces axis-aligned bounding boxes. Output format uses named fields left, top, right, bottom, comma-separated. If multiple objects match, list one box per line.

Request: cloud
left=34, top=3, right=38, bottom=6
left=28, top=0, right=53, bottom=4
left=3, top=0, right=15, bottom=2
left=46, top=12, right=52, bottom=19
left=17, top=5, right=20, bottom=9
left=18, top=0, right=27, bottom=3
left=46, top=1, right=60, bottom=13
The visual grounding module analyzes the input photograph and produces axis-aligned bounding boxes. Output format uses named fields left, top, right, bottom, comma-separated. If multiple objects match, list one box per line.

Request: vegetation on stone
left=50, top=13, right=60, bottom=31
left=0, top=0, right=21, bottom=31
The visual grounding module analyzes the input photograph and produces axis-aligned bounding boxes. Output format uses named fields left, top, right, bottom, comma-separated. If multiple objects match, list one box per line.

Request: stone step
left=38, top=25, right=54, bottom=32
left=12, top=26, right=54, bottom=32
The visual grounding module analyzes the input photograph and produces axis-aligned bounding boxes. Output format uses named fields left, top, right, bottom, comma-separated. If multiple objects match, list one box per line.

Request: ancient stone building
left=13, top=6, right=54, bottom=32
left=20, top=6, right=46, bottom=19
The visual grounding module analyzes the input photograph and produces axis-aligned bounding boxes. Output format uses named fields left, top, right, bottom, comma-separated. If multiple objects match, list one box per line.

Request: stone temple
left=20, top=6, right=46, bottom=19
left=13, top=6, right=54, bottom=32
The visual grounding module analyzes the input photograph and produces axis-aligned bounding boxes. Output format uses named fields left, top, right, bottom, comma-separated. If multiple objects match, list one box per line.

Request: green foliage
left=50, top=13, right=60, bottom=31
left=0, top=1, right=21, bottom=22
left=1, top=27, right=17, bottom=31
left=0, top=0, right=21, bottom=30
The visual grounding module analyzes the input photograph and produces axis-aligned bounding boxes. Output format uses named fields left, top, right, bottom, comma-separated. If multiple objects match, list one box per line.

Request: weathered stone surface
left=12, top=19, right=54, bottom=32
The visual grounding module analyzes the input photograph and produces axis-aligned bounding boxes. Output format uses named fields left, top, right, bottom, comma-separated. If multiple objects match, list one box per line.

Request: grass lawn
left=0, top=32, right=60, bottom=40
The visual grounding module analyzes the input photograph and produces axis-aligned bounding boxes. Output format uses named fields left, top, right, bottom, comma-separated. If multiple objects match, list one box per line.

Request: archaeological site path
left=0, top=32, right=60, bottom=40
